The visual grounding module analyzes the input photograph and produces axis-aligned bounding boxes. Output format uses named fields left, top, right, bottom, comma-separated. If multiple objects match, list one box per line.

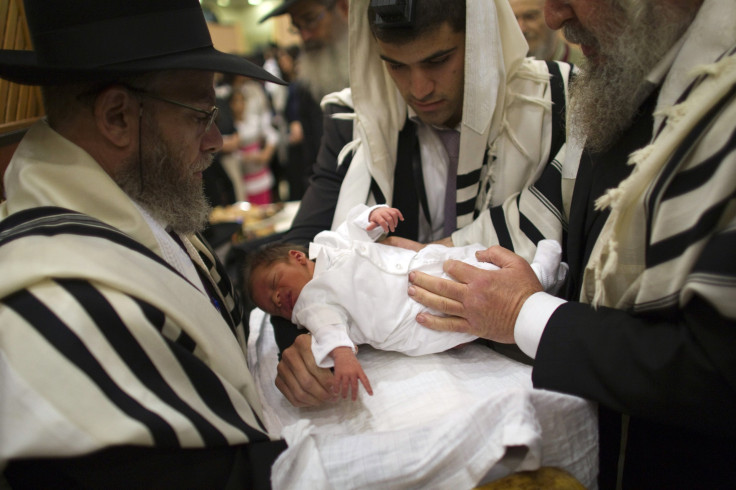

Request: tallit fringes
left=479, top=149, right=497, bottom=212
left=336, top=139, right=361, bottom=168
left=511, top=63, right=552, bottom=84
left=657, top=102, right=689, bottom=126
left=508, top=90, right=553, bottom=110
left=689, top=55, right=736, bottom=79
left=594, top=187, right=623, bottom=212
left=500, top=118, right=532, bottom=161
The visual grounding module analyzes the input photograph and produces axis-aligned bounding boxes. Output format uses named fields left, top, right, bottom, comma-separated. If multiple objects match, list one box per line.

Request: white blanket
left=248, top=309, right=598, bottom=489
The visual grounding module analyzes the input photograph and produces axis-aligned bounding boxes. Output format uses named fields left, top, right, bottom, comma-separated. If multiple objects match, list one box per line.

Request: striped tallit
left=452, top=18, right=736, bottom=319
left=0, top=207, right=272, bottom=465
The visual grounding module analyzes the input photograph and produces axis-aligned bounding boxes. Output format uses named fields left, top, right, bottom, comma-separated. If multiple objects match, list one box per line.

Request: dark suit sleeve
left=532, top=294, right=736, bottom=437
left=281, top=102, right=355, bottom=247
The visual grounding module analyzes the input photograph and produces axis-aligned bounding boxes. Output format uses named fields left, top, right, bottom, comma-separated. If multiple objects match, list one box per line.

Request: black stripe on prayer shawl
left=457, top=168, right=482, bottom=189
left=663, top=124, right=736, bottom=201
left=647, top=82, right=736, bottom=222
left=3, top=288, right=180, bottom=447
left=519, top=208, right=545, bottom=248
left=133, top=298, right=198, bottom=353
left=647, top=191, right=736, bottom=268
left=130, top=300, right=270, bottom=439
left=0, top=208, right=182, bottom=280
left=688, top=229, right=736, bottom=279
left=645, top=86, right=736, bottom=266
left=58, top=279, right=230, bottom=447
left=1, top=208, right=235, bottom=329
left=527, top=158, right=566, bottom=229
left=456, top=196, right=477, bottom=217
left=490, top=206, right=513, bottom=250
left=194, top=240, right=242, bottom=328
left=163, top=327, right=271, bottom=440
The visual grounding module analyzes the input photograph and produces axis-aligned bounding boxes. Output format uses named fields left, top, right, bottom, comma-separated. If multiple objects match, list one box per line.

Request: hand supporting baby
left=331, top=346, right=373, bottom=401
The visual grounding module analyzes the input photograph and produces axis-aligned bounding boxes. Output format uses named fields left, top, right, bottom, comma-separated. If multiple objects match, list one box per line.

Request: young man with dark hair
left=274, top=0, right=574, bottom=407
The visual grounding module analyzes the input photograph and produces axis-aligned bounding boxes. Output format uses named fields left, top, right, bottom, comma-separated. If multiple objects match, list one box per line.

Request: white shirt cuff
left=514, top=292, right=567, bottom=359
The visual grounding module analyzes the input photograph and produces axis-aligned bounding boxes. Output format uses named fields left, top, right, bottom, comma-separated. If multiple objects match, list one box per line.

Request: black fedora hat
left=0, top=0, right=285, bottom=86
left=259, top=0, right=302, bottom=23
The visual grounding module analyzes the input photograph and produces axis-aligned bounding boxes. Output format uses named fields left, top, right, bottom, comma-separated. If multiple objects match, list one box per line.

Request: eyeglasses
left=288, top=7, right=329, bottom=34
left=127, top=87, right=219, bottom=134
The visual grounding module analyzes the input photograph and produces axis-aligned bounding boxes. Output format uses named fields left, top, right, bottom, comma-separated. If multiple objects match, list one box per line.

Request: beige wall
left=203, top=0, right=301, bottom=56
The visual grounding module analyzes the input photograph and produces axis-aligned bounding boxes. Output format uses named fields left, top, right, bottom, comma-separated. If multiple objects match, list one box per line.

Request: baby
left=245, top=204, right=567, bottom=401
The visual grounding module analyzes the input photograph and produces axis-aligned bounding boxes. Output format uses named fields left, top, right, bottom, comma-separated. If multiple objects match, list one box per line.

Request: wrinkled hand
left=379, top=235, right=425, bottom=251
left=275, top=333, right=336, bottom=407
left=332, top=347, right=373, bottom=401
left=408, top=246, right=542, bottom=343
left=367, top=207, right=404, bottom=233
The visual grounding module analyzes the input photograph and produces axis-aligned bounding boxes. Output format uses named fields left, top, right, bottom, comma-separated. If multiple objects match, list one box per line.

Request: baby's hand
left=367, top=207, right=404, bottom=233
left=331, top=347, right=373, bottom=400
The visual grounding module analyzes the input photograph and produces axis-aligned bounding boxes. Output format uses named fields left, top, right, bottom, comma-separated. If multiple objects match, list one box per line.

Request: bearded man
left=0, top=0, right=290, bottom=487
left=406, top=0, right=736, bottom=487
left=260, top=0, right=350, bottom=195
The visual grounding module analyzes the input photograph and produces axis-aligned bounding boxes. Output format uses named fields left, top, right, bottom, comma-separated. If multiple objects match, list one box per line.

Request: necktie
left=435, top=128, right=460, bottom=237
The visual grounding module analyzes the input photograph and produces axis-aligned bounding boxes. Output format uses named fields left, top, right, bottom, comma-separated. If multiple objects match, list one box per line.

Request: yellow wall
left=202, top=0, right=301, bottom=56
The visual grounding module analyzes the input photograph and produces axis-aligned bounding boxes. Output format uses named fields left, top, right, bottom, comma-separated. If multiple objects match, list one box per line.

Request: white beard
left=116, top=115, right=211, bottom=235
left=297, top=26, right=350, bottom=103
left=565, top=1, right=696, bottom=152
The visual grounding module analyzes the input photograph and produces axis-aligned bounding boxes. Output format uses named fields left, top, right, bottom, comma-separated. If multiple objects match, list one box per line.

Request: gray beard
left=116, top=117, right=211, bottom=235
left=565, top=2, right=695, bottom=153
left=297, top=25, right=350, bottom=102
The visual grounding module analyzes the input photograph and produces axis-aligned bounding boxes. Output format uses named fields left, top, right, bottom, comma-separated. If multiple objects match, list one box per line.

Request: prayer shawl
left=452, top=0, right=736, bottom=317
left=0, top=121, right=271, bottom=466
left=327, top=0, right=571, bottom=237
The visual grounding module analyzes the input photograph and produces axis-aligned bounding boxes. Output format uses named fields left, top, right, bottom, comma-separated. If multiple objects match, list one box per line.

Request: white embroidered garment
left=295, top=204, right=565, bottom=368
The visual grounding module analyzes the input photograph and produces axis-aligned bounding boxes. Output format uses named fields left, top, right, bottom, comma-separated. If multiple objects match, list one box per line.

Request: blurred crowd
left=203, top=43, right=305, bottom=208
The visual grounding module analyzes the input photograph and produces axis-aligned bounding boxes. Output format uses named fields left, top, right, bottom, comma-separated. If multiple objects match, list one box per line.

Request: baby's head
left=244, top=242, right=314, bottom=319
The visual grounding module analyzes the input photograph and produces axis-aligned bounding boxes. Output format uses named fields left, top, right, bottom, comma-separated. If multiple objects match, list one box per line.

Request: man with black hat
left=0, top=1, right=287, bottom=487
left=259, top=0, right=350, bottom=199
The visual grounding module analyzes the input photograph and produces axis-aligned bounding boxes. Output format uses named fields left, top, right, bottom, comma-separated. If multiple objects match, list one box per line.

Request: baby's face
left=250, top=251, right=312, bottom=319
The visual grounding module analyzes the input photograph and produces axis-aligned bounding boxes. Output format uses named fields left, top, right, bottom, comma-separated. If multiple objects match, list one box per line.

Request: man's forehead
left=158, top=70, right=216, bottom=100
left=377, top=23, right=465, bottom=64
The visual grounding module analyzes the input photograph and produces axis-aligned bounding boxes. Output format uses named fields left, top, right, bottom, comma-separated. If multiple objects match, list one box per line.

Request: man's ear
left=94, top=86, right=139, bottom=149
left=289, top=249, right=307, bottom=264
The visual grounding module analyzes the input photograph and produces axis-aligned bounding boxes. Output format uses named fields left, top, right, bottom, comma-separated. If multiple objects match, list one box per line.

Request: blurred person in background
left=510, top=0, right=585, bottom=65
left=259, top=0, right=350, bottom=197
left=228, top=89, right=279, bottom=204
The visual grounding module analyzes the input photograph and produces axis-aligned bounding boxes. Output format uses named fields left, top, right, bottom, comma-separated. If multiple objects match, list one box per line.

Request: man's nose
left=410, top=69, right=434, bottom=101
left=202, top=122, right=223, bottom=154
left=544, top=0, right=574, bottom=31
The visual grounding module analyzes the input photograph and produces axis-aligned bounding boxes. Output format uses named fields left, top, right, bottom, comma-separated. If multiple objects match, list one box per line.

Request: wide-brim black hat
left=0, top=0, right=285, bottom=86
left=258, top=0, right=302, bottom=23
